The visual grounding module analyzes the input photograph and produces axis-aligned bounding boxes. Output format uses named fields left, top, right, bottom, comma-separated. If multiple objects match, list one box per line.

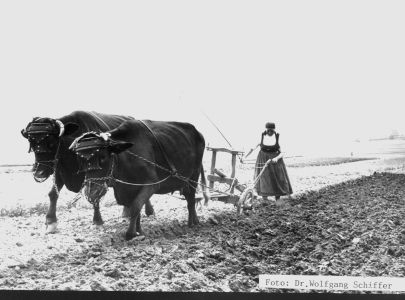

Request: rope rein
left=120, top=150, right=242, bottom=197
left=80, top=147, right=232, bottom=199
left=75, top=121, right=274, bottom=203
left=73, top=148, right=273, bottom=207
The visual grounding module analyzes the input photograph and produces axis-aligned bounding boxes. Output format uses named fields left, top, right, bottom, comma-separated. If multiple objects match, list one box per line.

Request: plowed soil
left=0, top=155, right=405, bottom=292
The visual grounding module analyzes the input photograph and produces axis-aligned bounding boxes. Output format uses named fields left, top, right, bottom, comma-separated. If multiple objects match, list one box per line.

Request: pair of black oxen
left=21, top=111, right=209, bottom=240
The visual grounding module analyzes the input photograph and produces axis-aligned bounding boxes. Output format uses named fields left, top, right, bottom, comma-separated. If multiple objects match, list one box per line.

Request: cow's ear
left=110, top=142, right=133, bottom=154
left=63, top=123, right=79, bottom=136
left=21, top=128, right=28, bottom=139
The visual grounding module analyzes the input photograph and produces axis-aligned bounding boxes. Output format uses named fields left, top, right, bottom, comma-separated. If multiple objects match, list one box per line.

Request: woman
left=249, top=122, right=293, bottom=201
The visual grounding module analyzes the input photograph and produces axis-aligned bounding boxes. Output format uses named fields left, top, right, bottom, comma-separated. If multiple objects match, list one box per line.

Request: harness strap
left=138, top=120, right=178, bottom=176
left=88, top=111, right=112, bottom=131
left=83, top=153, right=171, bottom=189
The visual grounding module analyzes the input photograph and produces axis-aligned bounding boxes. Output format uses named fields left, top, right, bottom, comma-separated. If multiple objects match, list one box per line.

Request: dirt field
left=0, top=149, right=405, bottom=292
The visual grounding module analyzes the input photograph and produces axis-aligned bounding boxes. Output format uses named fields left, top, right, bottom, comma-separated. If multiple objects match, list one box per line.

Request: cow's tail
left=200, top=164, right=210, bottom=206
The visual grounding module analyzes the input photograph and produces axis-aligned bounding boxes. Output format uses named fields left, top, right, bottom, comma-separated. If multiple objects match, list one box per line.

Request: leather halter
left=25, top=122, right=62, bottom=182
left=26, top=122, right=60, bottom=153
left=73, top=135, right=109, bottom=174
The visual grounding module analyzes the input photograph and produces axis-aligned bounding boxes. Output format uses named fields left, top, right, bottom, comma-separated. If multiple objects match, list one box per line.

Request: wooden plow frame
left=196, top=146, right=257, bottom=214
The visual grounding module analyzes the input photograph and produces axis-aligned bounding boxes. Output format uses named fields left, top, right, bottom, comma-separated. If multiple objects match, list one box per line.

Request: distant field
left=285, top=157, right=377, bottom=168
left=240, top=156, right=377, bottom=168
left=1, top=156, right=375, bottom=173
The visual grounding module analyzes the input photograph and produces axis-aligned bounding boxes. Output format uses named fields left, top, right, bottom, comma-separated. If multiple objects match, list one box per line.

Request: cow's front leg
left=122, top=206, right=130, bottom=218
left=185, top=190, right=199, bottom=227
left=92, top=201, right=103, bottom=226
left=46, top=177, right=64, bottom=233
left=125, top=187, right=154, bottom=240
left=144, top=199, right=155, bottom=216
left=125, top=203, right=143, bottom=241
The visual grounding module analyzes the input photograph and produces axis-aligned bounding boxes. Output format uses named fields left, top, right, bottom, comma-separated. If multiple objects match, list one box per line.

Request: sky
left=0, top=0, right=404, bottom=164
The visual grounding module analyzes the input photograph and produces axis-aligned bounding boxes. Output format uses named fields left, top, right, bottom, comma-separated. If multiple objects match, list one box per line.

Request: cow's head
left=70, top=132, right=132, bottom=202
left=21, top=117, right=79, bottom=182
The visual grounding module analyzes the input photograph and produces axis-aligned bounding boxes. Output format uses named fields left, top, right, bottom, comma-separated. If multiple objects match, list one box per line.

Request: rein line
left=78, top=147, right=242, bottom=203
left=120, top=150, right=232, bottom=197
left=80, top=142, right=272, bottom=199
left=78, top=122, right=246, bottom=198
left=138, top=120, right=178, bottom=175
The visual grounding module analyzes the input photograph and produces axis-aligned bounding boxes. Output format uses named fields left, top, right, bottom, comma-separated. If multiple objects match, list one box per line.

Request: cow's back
left=132, top=120, right=205, bottom=180
left=104, top=119, right=207, bottom=204
left=61, top=111, right=134, bottom=137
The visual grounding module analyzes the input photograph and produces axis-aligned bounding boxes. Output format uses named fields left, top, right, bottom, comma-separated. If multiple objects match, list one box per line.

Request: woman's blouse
left=260, top=132, right=280, bottom=153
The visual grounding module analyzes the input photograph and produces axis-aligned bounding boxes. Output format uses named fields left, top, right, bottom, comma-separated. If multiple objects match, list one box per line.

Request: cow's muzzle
left=32, top=163, right=53, bottom=182
left=83, top=180, right=108, bottom=204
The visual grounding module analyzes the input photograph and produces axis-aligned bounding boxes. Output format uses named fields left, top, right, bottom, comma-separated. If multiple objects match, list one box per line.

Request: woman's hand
left=272, top=153, right=283, bottom=163
left=244, top=144, right=260, bottom=160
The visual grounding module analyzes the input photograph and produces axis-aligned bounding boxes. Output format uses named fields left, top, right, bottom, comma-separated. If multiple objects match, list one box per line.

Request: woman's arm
left=244, top=132, right=265, bottom=160
left=260, top=131, right=266, bottom=146
left=271, top=152, right=283, bottom=163
left=243, top=143, right=260, bottom=159
left=270, top=132, right=282, bottom=162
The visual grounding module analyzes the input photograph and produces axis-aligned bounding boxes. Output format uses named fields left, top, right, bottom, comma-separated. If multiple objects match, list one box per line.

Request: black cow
left=21, top=111, right=155, bottom=233
left=70, top=119, right=209, bottom=240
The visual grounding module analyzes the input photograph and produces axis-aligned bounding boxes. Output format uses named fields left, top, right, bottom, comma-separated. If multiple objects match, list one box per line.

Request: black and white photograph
left=0, top=0, right=404, bottom=295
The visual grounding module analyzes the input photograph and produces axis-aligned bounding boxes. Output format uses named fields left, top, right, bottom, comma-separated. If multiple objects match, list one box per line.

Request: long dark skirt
left=254, top=150, right=293, bottom=197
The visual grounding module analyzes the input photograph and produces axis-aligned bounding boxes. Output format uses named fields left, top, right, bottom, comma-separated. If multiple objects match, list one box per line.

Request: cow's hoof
left=46, top=222, right=58, bottom=234
left=146, top=212, right=156, bottom=219
left=145, top=207, right=155, bottom=217
left=125, top=230, right=145, bottom=241
left=93, top=220, right=104, bottom=226
left=125, top=231, right=145, bottom=241
left=92, top=224, right=104, bottom=230
left=124, top=232, right=133, bottom=241
left=133, top=235, right=145, bottom=241
left=188, top=218, right=200, bottom=227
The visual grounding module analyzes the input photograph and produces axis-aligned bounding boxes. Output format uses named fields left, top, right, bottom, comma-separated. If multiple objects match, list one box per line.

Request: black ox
left=21, top=111, right=155, bottom=233
left=70, top=119, right=209, bottom=240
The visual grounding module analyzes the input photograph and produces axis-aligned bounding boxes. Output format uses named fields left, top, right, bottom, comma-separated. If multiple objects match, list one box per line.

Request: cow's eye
left=47, top=136, right=57, bottom=148
left=99, top=154, right=107, bottom=163
left=32, top=140, right=41, bottom=147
